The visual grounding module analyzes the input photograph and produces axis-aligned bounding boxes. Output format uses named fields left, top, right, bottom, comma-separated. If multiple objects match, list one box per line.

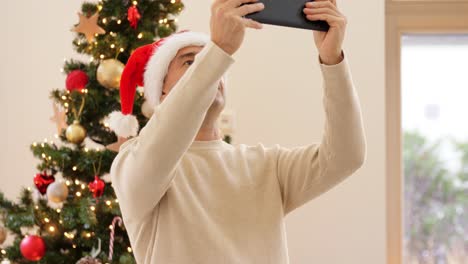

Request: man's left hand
left=303, top=0, right=346, bottom=65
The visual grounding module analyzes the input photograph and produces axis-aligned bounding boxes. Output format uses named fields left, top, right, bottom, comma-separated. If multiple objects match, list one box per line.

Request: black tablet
left=244, top=0, right=329, bottom=32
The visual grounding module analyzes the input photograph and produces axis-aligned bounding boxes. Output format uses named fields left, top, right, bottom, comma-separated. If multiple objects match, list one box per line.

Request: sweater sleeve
left=110, top=41, right=235, bottom=221
left=274, top=50, right=367, bottom=216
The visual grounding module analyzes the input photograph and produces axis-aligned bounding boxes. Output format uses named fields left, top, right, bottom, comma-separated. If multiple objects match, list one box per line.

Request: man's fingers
left=211, top=0, right=231, bottom=11
left=241, top=17, right=263, bottom=29
left=314, top=0, right=337, bottom=8
left=303, top=7, right=340, bottom=18
left=224, top=0, right=259, bottom=10
left=305, top=13, right=346, bottom=27
left=305, top=0, right=340, bottom=14
left=234, top=2, right=265, bottom=17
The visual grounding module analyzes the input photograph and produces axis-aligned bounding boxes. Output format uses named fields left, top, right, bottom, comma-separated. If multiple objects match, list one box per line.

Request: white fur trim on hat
left=108, top=111, right=139, bottom=138
left=143, top=31, right=210, bottom=108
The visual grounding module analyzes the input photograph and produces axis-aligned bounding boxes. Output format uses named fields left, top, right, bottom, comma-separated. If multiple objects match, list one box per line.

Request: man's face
left=160, top=45, right=225, bottom=113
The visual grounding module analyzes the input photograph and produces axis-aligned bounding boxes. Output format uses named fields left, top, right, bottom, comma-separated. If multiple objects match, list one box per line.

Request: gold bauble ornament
left=97, top=59, right=125, bottom=89
left=46, top=181, right=69, bottom=203
left=0, top=226, right=6, bottom=244
left=66, top=120, right=87, bottom=144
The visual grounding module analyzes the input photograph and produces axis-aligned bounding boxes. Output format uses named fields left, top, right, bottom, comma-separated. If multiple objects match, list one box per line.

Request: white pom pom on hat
left=108, top=30, right=215, bottom=138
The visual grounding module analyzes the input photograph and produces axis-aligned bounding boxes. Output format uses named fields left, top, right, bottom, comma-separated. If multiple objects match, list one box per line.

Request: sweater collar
left=189, top=138, right=226, bottom=150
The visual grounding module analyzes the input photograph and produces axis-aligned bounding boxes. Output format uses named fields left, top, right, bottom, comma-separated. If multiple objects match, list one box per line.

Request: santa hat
left=108, top=30, right=215, bottom=138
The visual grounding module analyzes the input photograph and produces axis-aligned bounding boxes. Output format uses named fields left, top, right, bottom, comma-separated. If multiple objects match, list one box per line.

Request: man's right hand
left=210, top=0, right=265, bottom=55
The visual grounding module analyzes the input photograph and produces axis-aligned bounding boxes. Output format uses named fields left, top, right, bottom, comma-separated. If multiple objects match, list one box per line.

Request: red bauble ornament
left=20, top=235, right=46, bottom=261
left=127, top=6, right=141, bottom=29
left=88, top=175, right=105, bottom=198
left=34, top=172, right=55, bottom=195
left=66, top=70, right=89, bottom=91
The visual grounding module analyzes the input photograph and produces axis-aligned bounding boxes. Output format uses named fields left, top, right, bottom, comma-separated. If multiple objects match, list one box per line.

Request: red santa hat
left=108, top=30, right=214, bottom=138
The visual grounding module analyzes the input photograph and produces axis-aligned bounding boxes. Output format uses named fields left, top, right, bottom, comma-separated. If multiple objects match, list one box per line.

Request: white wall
left=0, top=1, right=386, bottom=263
left=0, top=0, right=86, bottom=197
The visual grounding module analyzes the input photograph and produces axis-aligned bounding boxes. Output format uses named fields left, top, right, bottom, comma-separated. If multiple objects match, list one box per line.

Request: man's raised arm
left=110, top=41, right=234, bottom=221
left=274, top=51, right=367, bottom=215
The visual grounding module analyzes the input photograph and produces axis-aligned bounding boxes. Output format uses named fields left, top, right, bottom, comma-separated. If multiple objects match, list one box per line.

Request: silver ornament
left=46, top=181, right=69, bottom=203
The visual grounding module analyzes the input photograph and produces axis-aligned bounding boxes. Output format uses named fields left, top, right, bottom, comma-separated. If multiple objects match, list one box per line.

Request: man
left=109, top=0, right=366, bottom=263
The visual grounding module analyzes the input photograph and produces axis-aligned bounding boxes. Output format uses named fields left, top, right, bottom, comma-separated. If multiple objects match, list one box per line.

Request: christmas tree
left=0, top=0, right=188, bottom=263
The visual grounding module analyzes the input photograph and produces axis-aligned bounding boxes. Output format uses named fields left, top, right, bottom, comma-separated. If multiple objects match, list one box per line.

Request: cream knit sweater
left=110, top=40, right=366, bottom=264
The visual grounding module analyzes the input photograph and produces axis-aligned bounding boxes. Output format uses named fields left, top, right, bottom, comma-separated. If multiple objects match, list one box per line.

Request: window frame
left=385, top=1, right=468, bottom=263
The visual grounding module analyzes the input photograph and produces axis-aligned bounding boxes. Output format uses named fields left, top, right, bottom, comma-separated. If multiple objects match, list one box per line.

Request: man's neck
left=194, top=126, right=222, bottom=141
left=194, top=113, right=222, bottom=141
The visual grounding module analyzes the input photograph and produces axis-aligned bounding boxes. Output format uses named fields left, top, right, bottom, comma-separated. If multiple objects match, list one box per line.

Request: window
left=401, top=33, right=468, bottom=264
left=386, top=1, right=468, bottom=263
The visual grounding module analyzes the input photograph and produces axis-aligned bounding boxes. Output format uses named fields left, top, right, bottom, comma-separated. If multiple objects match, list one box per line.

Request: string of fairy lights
left=0, top=0, right=186, bottom=261
left=72, top=0, right=182, bottom=62
left=27, top=137, right=125, bottom=250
